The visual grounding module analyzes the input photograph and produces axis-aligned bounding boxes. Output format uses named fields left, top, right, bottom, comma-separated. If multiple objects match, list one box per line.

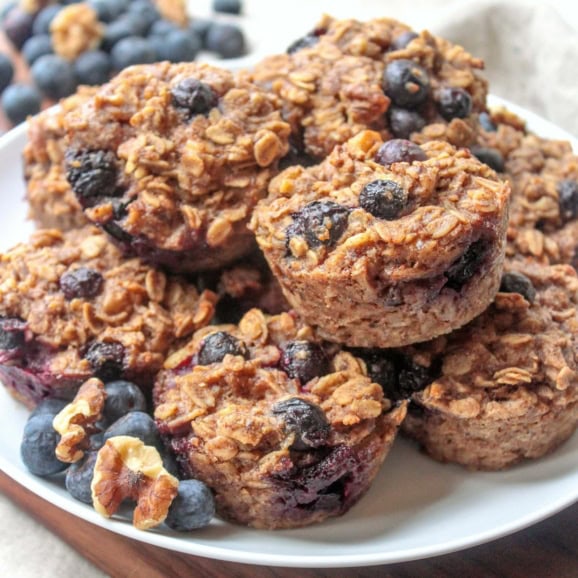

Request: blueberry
left=74, top=50, right=112, bottom=86
left=280, top=341, right=330, bottom=385
left=0, top=1, right=17, bottom=22
left=197, top=331, right=247, bottom=365
left=32, top=5, right=62, bottom=35
left=445, top=239, right=487, bottom=291
left=383, top=59, right=429, bottom=108
left=189, top=18, right=212, bottom=46
left=2, top=5, right=34, bottom=50
left=437, top=87, right=472, bottom=121
left=359, top=179, right=407, bottom=220
left=84, top=341, right=125, bottom=381
left=59, top=267, right=104, bottom=300
left=171, top=77, right=217, bottom=118
left=103, top=380, right=147, bottom=423
left=499, top=271, right=536, bottom=303
left=101, top=18, right=140, bottom=52
left=205, top=22, right=246, bottom=59
left=213, top=0, right=242, bottom=15
left=0, top=317, right=26, bottom=350
left=390, top=30, right=419, bottom=50
left=375, top=139, right=427, bottom=166
left=103, top=411, right=161, bottom=448
left=388, top=107, right=426, bottom=139
left=1, top=84, right=42, bottom=125
left=30, top=398, right=69, bottom=419
left=20, top=413, right=68, bottom=476
left=557, top=180, right=578, bottom=223
left=149, top=19, right=180, bottom=37
left=286, top=26, right=326, bottom=55
left=470, top=145, right=505, bottom=172
left=31, top=54, right=78, bottom=100
left=287, top=201, right=350, bottom=250
left=165, top=479, right=215, bottom=531
left=88, top=0, right=127, bottom=23
left=88, top=431, right=105, bottom=450
left=272, top=397, right=330, bottom=450
left=111, top=36, right=156, bottom=70
left=155, top=29, right=202, bottom=63
left=21, top=35, right=54, bottom=66
left=0, top=53, right=14, bottom=94
left=126, top=0, right=159, bottom=34
left=479, top=111, right=497, bottom=132
left=65, top=149, right=119, bottom=207
left=65, top=451, right=98, bottom=503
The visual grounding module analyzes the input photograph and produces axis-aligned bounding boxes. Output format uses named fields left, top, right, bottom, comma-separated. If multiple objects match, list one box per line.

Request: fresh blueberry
left=103, top=380, right=147, bottom=424
left=0, top=53, right=14, bottom=94
left=101, top=15, right=146, bottom=52
left=1, top=84, right=42, bottom=125
left=74, top=50, right=112, bottom=86
left=31, top=54, right=78, bottom=100
left=437, top=87, right=472, bottom=121
left=111, top=36, right=156, bottom=70
left=60, top=267, right=104, bottom=300
left=21, top=35, right=54, bottom=66
left=165, top=479, right=215, bottom=531
left=388, top=107, right=426, bottom=139
left=375, top=139, right=427, bottom=166
left=213, top=0, right=242, bottom=15
left=359, top=179, right=407, bottom=220
left=65, top=149, right=119, bottom=206
left=88, top=0, right=127, bottom=23
left=286, top=26, right=326, bottom=54
left=479, top=111, right=497, bottom=132
left=126, top=0, right=159, bottom=34
left=383, top=59, right=429, bottom=108
left=103, top=411, right=162, bottom=449
left=272, top=397, right=330, bottom=450
left=557, top=180, right=578, bottom=223
left=32, top=5, right=62, bottom=35
left=148, top=18, right=180, bottom=37
left=390, top=30, right=419, bottom=50
left=205, top=22, right=246, bottom=59
left=189, top=18, right=212, bottom=46
left=171, top=77, right=217, bottom=118
left=84, top=341, right=125, bottom=381
left=0, top=1, right=17, bottom=22
left=20, top=413, right=68, bottom=476
left=0, top=317, right=26, bottom=350
left=499, top=271, right=536, bottom=303
left=280, top=341, right=330, bottom=385
left=287, top=201, right=350, bottom=250
left=197, top=331, right=247, bottom=365
left=155, top=29, right=202, bottom=63
left=445, top=239, right=487, bottom=291
left=30, top=398, right=69, bottom=419
left=65, top=451, right=98, bottom=503
left=88, top=431, right=105, bottom=450
left=2, top=5, right=34, bottom=50
left=470, top=145, right=505, bottom=172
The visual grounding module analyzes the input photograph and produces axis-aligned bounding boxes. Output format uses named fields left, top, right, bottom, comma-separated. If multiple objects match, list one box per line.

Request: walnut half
left=91, top=436, right=179, bottom=530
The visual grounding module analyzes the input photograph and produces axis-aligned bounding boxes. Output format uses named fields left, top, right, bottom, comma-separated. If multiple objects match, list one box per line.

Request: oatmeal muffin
left=23, top=87, right=96, bottom=231
left=247, top=15, right=487, bottom=160
left=154, top=308, right=407, bottom=530
left=64, top=61, right=291, bottom=273
left=251, top=131, right=511, bottom=348
left=0, top=226, right=217, bottom=408
left=402, top=261, right=578, bottom=470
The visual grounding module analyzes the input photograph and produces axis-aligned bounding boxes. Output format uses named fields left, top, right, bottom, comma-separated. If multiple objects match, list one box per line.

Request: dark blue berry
left=470, top=145, right=504, bottom=173
left=148, top=18, right=180, bottom=37
left=155, top=29, right=201, bottom=63
left=197, top=331, right=247, bottom=365
left=213, top=0, right=242, bottom=15
left=388, top=107, right=426, bottom=139
left=1, top=84, right=41, bottom=125
left=88, top=431, right=105, bottom=450
left=437, top=87, right=472, bottom=121
left=84, top=341, right=125, bottom=381
left=375, top=139, right=426, bottom=166
left=111, top=36, right=156, bottom=70
left=479, top=111, right=497, bottom=132
left=287, top=201, right=350, bottom=249
left=31, top=54, right=78, bottom=100
left=32, top=5, right=62, bottom=35
left=22, top=34, right=54, bottom=66
left=383, top=59, right=429, bottom=108
left=88, top=0, right=127, bottom=23
left=65, top=451, right=98, bottom=503
left=165, top=479, right=215, bottom=531
left=102, top=18, right=139, bottom=51
left=0, top=317, right=26, bottom=350
left=272, top=397, right=330, bottom=450
left=0, top=1, right=17, bottom=21
left=103, top=411, right=162, bottom=449
left=286, top=26, right=326, bottom=55
left=205, top=22, right=246, bottom=59
left=103, top=380, right=147, bottom=423
left=171, top=77, right=217, bottom=118
left=359, top=179, right=407, bottom=220
left=60, top=267, right=104, bottom=300
left=126, top=0, right=159, bottom=34
left=66, top=149, right=118, bottom=206
left=2, top=5, right=34, bottom=50
left=280, top=341, right=329, bottom=385
left=391, top=30, right=418, bottom=50
left=557, top=180, right=578, bottom=223
left=73, top=50, right=112, bottom=86
left=20, top=413, right=68, bottom=476
left=445, top=239, right=487, bottom=291
left=30, top=398, right=69, bottom=419
left=0, top=53, right=14, bottom=94
left=500, top=271, right=536, bottom=303
left=189, top=18, right=212, bottom=45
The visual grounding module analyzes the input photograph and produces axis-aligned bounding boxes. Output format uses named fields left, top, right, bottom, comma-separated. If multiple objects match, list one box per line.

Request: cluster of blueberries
left=20, top=380, right=216, bottom=532
left=0, top=0, right=245, bottom=125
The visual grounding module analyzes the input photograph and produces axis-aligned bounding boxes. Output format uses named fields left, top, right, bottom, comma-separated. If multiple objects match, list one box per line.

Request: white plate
left=0, top=96, right=577, bottom=569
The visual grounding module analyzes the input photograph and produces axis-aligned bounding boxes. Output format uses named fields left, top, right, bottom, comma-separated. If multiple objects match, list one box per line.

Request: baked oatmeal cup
left=154, top=308, right=407, bottom=529
left=251, top=131, right=511, bottom=348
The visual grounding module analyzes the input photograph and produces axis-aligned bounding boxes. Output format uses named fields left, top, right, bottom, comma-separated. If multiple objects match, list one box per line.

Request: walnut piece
left=153, top=0, right=188, bottom=25
left=91, top=436, right=179, bottom=530
left=50, top=4, right=103, bottom=60
left=53, top=378, right=106, bottom=463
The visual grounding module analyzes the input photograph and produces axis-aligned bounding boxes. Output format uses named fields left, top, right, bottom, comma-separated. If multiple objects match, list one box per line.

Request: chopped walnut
left=53, top=378, right=106, bottom=463
left=50, top=4, right=103, bottom=61
left=153, top=0, right=188, bottom=25
left=91, top=436, right=179, bottom=530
